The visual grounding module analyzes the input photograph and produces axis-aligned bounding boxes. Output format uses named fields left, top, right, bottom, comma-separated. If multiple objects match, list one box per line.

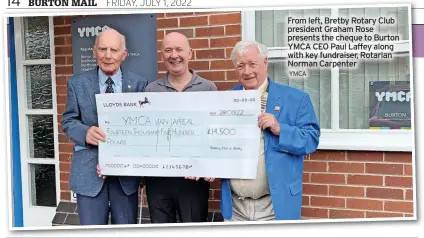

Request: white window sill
left=318, top=129, right=413, bottom=152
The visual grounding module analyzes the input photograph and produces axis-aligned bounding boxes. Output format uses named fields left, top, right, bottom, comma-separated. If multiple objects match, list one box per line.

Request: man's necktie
left=261, top=92, right=268, bottom=112
left=105, top=77, right=114, bottom=93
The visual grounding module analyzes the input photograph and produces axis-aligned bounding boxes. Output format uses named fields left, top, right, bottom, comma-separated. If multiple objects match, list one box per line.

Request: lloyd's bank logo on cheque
left=103, top=97, right=151, bottom=108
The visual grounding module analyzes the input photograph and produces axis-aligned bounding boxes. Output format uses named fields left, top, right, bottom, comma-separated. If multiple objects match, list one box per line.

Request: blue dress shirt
left=99, top=68, right=123, bottom=93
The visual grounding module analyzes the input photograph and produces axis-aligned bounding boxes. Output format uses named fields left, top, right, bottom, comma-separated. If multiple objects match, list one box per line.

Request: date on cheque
left=210, top=110, right=244, bottom=116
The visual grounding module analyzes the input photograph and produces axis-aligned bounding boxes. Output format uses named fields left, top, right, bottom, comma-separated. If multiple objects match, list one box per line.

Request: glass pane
left=339, top=55, right=410, bottom=129
left=338, top=7, right=409, bottom=41
left=26, top=65, right=52, bottom=109
left=24, top=16, right=50, bottom=60
left=255, top=9, right=331, bottom=47
left=268, top=60, right=331, bottom=129
left=30, top=164, right=56, bottom=207
left=28, top=115, right=54, bottom=158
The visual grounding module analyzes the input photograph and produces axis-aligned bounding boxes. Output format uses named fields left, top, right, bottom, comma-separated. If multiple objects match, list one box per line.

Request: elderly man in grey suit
left=62, top=28, right=148, bottom=225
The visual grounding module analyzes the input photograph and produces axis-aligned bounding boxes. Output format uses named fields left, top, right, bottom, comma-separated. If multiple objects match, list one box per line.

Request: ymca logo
left=77, top=25, right=110, bottom=37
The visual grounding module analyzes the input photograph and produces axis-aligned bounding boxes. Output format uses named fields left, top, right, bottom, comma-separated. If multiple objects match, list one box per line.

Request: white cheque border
left=97, top=90, right=262, bottom=179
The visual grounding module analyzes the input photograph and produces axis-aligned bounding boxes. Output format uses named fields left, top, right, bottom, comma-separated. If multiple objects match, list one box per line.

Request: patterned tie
left=105, top=77, right=114, bottom=93
left=261, top=92, right=268, bottom=112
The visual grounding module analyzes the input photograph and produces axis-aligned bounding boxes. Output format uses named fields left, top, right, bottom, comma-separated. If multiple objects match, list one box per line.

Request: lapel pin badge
left=274, top=106, right=280, bottom=111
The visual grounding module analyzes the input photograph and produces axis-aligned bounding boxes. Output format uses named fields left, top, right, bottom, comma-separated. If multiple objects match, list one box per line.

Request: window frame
left=14, top=16, right=60, bottom=226
left=241, top=10, right=414, bottom=152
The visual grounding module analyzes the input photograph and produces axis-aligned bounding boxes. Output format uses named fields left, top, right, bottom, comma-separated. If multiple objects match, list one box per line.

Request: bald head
left=161, top=32, right=190, bottom=51
left=161, top=32, right=192, bottom=77
left=93, top=28, right=128, bottom=76
left=95, top=28, right=126, bottom=50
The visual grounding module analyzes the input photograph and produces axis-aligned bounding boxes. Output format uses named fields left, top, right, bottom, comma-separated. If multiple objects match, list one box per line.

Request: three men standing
left=62, top=28, right=320, bottom=224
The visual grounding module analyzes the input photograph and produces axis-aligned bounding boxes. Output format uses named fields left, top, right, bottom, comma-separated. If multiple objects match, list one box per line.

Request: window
left=242, top=6, right=412, bottom=151
left=14, top=16, right=60, bottom=226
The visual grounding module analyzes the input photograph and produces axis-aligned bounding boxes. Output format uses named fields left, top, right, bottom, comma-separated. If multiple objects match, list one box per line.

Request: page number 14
left=9, top=0, right=20, bottom=6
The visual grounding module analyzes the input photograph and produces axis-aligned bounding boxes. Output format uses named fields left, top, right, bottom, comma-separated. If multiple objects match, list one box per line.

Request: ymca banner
left=71, top=14, right=158, bottom=82
left=369, top=80, right=411, bottom=129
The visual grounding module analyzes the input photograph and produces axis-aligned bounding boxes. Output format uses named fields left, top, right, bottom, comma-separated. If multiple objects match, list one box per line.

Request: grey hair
left=230, top=40, right=268, bottom=64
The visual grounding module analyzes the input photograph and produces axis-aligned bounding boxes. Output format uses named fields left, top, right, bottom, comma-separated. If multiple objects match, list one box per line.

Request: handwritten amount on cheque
left=104, top=116, right=243, bottom=152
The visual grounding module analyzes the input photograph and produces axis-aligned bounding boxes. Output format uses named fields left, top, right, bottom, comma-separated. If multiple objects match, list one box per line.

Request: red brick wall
left=155, top=12, right=241, bottom=91
left=53, top=12, right=414, bottom=219
left=302, top=151, right=413, bottom=218
left=55, top=15, right=74, bottom=201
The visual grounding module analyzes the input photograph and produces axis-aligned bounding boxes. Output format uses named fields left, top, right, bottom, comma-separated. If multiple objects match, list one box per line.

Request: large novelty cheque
left=96, top=90, right=261, bottom=179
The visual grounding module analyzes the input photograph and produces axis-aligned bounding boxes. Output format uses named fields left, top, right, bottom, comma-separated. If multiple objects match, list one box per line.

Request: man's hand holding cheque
left=258, top=112, right=280, bottom=136
left=185, top=176, right=215, bottom=183
left=85, top=126, right=106, bottom=146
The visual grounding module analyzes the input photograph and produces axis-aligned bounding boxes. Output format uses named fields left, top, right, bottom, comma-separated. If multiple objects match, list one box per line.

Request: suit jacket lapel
left=122, top=67, right=135, bottom=93
left=264, top=78, right=283, bottom=152
left=84, top=68, right=100, bottom=112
